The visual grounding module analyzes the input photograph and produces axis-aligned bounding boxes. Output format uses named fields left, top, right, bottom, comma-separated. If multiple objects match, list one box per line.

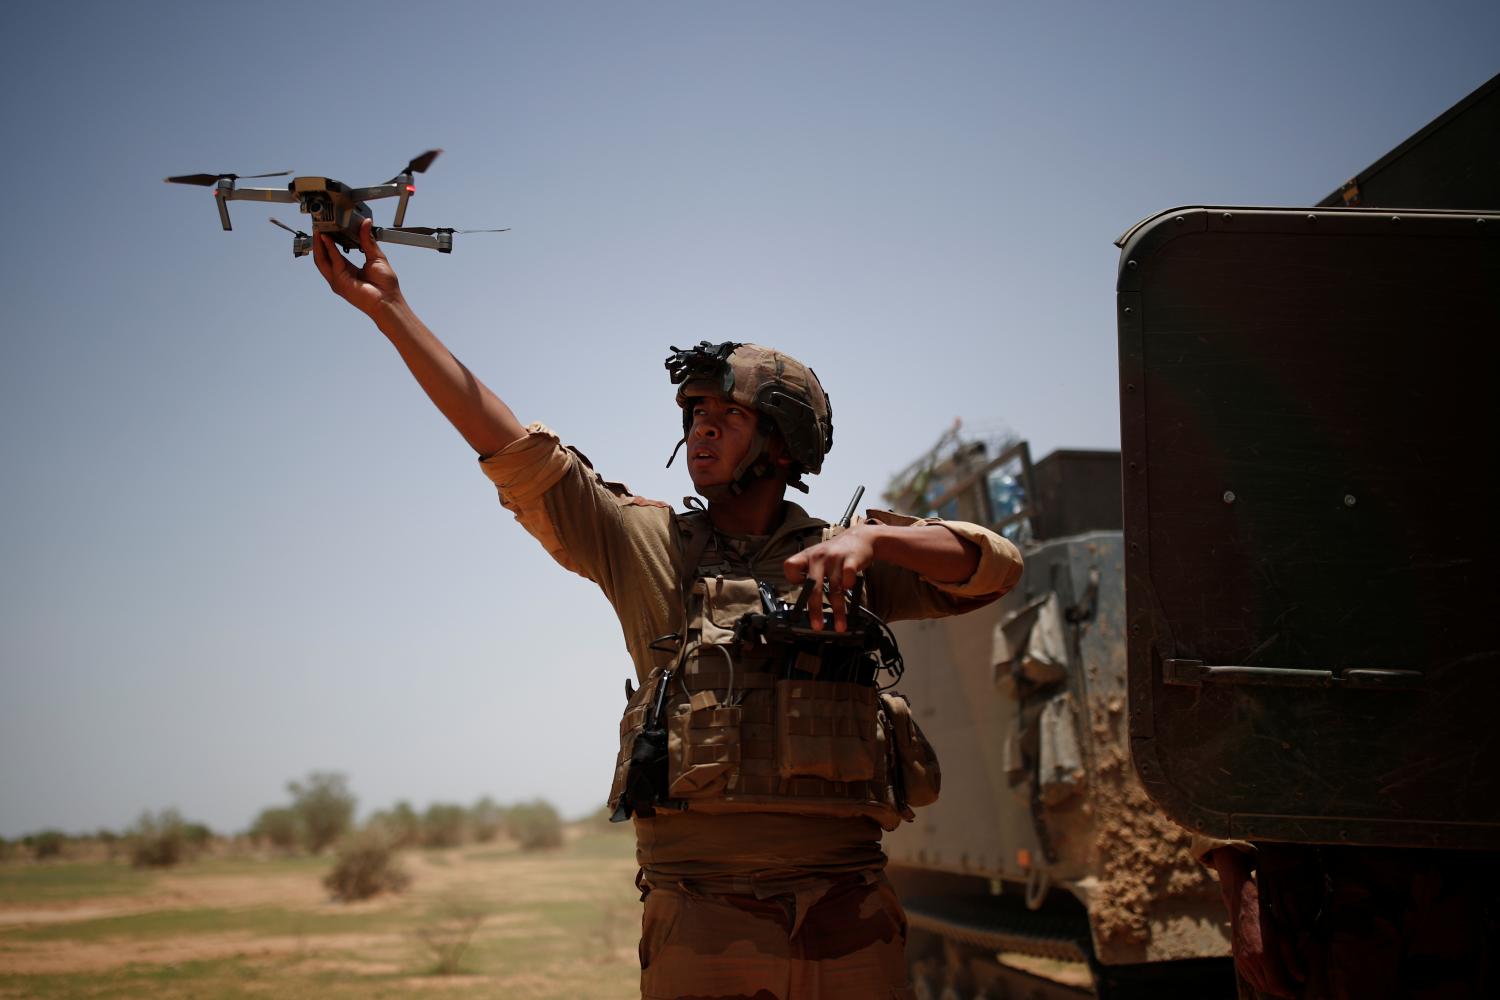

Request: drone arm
left=350, top=183, right=401, bottom=201
left=372, top=227, right=452, bottom=254
left=225, top=187, right=298, bottom=204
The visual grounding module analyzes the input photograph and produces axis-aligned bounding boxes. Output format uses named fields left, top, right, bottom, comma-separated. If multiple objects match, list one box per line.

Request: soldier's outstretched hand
left=784, top=528, right=876, bottom=634
left=313, top=218, right=402, bottom=320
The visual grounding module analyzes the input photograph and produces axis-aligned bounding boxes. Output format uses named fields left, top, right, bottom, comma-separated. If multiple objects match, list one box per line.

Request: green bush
left=505, top=800, right=563, bottom=851
left=367, top=801, right=420, bottom=848
left=27, top=830, right=67, bottom=861
left=323, top=829, right=410, bottom=902
left=289, top=772, right=357, bottom=853
left=469, top=796, right=506, bottom=843
left=421, top=803, right=468, bottom=848
left=249, top=806, right=301, bottom=851
left=182, top=822, right=214, bottom=850
left=583, top=804, right=631, bottom=832
left=94, top=828, right=120, bottom=859
left=129, top=809, right=192, bottom=868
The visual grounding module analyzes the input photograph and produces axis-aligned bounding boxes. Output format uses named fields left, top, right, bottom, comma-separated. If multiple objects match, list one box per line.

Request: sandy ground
left=0, top=836, right=641, bottom=980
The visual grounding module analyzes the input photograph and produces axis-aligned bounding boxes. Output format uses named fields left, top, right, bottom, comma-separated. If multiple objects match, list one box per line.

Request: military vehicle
left=885, top=70, right=1498, bottom=1000
left=1118, top=59, right=1498, bottom=968
left=882, top=427, right=1234, bottom=1000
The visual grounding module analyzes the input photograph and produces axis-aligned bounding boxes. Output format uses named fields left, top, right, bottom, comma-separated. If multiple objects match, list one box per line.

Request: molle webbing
left=682, top=671, right=775, bottom=692
left=608, top=508, right=908, bottom=830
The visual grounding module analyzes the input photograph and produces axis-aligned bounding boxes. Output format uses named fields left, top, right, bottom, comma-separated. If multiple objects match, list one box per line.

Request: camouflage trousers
left=637, top=872, right=914, bottom=1000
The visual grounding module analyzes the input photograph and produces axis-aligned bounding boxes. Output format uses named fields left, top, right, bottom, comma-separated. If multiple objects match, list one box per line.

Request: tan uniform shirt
left=481, top=423, right=1023, bottom=884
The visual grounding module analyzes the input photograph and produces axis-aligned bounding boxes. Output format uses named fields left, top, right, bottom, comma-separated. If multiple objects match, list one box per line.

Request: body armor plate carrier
left=609, top=509, right=940, bottom=831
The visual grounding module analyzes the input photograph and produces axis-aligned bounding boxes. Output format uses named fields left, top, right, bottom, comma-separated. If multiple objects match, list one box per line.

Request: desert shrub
left=368, top=800, right=421, bottom=848
left=584, top=804, right=631, bottom=832
left=182, top=822, right=214, bottom=850
left=469, top=796, right=506, bottom=843
left=421, top=803, right=468, bottom=848
left=129, top=809, right=192, bottom=868
left=0, top=837, right=13, bottom=862
left=249, top=806, right=301, bottom=851
left=27, top=830, right=67, bottom=861
left=288, top=772, right=356, bottom=853
left=505, top=800, right=563, bottom=851
left=414, top=892, right=487, bottom=975
left=323, top=828, right=410, bottom=902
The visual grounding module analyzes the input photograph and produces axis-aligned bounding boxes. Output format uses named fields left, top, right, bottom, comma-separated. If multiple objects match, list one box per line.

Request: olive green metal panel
left=1118, top=206, right=1500, bottom=849
left=1317, top=71, right=1498, bottom=211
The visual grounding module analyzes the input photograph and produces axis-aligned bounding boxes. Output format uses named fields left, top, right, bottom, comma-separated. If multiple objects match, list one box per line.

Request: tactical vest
left=608, top=509, right=940, bottom=832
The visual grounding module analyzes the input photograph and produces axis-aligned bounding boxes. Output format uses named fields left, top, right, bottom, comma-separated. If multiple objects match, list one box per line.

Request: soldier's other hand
left=1209, top=847, right=1302, bottom=998
left=313, top=218, right=403, bottom=319
left=784, top=526, right=876, bottom=633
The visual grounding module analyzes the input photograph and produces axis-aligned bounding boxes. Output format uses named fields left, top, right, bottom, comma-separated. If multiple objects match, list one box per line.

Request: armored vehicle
left=887, top=68, right=1499, bottom=1000
left=882, top=430, right=1233, bottom=1000
left=1120, top=77, right=1498, bottom=856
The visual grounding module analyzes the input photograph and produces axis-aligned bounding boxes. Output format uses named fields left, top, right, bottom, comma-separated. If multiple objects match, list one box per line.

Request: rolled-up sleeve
left=477, top=423, right=604, bottom=578
left=479, top=422, right=572, bottom=505
left=919, top=518, right=1024, bottom=600
left=863, top=509, right=1024, bottom=621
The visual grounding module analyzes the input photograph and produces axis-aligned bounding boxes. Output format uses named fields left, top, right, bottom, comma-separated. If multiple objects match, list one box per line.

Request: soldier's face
left=685, top=393, right=760, bottom=488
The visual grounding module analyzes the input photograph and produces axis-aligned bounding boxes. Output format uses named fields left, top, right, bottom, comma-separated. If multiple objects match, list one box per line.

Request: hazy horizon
left=3, top=0, right=1496, bottom=839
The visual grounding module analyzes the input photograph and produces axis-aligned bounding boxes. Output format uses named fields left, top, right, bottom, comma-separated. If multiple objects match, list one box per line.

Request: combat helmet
left=665, top=341, right=833, bottom=499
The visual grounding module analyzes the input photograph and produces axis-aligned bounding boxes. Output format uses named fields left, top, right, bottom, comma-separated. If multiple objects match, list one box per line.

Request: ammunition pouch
left=880, top=690, right=941, bottom=818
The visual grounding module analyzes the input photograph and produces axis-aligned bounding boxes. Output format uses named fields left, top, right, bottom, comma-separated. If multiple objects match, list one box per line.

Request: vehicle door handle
left=1163, top=659, right=1423, bottom=691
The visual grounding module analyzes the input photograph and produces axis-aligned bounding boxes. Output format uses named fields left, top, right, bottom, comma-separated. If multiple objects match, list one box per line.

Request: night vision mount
left=665, top=341, right=741, bottom=393
left=165, top=150, right=508, bottom=257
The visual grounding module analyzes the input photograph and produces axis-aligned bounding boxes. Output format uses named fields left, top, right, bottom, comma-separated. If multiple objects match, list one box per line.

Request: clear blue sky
left=2, top=0, right=1495, bottom=837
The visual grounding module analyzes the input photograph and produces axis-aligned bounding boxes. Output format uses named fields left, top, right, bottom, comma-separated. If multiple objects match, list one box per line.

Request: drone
left=165, top=150, right=507, bottom=257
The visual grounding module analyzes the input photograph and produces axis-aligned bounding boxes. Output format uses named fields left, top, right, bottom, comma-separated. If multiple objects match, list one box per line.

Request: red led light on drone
left=405, top=185, right=416, bottom=193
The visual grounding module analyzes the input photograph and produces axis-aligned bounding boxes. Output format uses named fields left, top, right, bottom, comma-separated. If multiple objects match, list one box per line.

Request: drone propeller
left=400, top=149, right=442, bottom=176
left=390, top=150, right=442, bottom=226
left=270, top=218, right=313, bottom=258
left=164, top=170, right=292, bottom=186
left=385, top=226, right=510, bottom=235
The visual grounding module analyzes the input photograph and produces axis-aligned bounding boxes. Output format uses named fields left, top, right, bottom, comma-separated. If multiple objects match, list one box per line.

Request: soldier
left=313, top=219, right=1023, bottom=999
left=1198, top=838, right=1498, bottom=999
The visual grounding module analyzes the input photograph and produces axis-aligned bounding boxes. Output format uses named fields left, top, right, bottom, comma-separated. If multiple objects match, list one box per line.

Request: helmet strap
left=664, top=436, right=687, bottom=468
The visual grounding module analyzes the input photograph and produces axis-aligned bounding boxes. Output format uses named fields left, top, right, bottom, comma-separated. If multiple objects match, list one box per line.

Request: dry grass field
left=0, top=828, right=642, bottom=999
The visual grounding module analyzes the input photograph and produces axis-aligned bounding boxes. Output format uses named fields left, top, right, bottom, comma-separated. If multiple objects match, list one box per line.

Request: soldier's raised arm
left=313, top=218, right=525, bottom=457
